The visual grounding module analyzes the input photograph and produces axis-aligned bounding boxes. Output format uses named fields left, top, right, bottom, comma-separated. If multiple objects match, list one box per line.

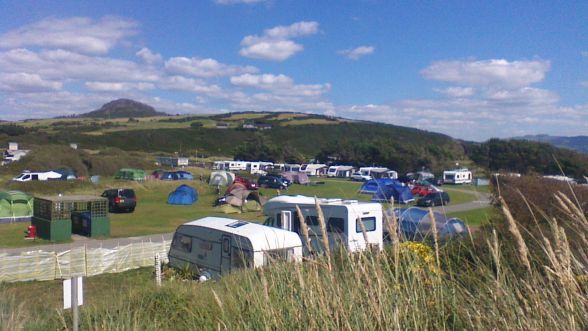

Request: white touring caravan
left=443, top=168, right=472, bottom=184
left=263, top=195, right=384, bottom=254
left=169, top=217, right=303, bottom=280
left=300, top=164, right=328, bottom=176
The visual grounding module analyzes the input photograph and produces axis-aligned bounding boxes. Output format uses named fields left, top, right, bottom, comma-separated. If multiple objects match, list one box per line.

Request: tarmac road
left=0, top=188, right=491, bottom=256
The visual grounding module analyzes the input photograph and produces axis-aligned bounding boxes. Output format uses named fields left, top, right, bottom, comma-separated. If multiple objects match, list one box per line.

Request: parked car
left=416, top=192, right=450, bottom=207
left=101, top=188, right=137, bottom=212
left=258, top=175, right=288, bottom=189
left=411, top=185, right=438, bottom=197
left=234, top=176, right=258, bottom=190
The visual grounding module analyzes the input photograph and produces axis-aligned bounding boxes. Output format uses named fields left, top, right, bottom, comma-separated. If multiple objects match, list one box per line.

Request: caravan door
left=220, top=235, right=232, bottom=275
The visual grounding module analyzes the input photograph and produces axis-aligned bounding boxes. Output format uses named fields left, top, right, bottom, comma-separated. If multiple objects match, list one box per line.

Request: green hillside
left=2, top=109, right=588, bottom=177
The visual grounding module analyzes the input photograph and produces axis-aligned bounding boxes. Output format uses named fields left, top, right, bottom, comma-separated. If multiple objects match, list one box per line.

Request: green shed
left=115, top=168, right=145, bottom=181
left=0, top=191, right=33, bottom=224
left=32, top=195, right=110, bottom=241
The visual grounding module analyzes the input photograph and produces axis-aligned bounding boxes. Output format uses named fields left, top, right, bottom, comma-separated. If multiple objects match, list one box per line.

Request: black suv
left=416, top=191, right=450, bottom=207
left=101, top=189, right=137, bottom=213
left=258, top=176, right=288, bottom=189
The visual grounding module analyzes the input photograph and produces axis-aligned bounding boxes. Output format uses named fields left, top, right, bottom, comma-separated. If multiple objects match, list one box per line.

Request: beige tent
left=209, top=171, right=236, bottom=186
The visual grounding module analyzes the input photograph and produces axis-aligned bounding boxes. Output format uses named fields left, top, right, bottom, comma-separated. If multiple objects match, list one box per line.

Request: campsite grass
left=446, top=206, right=495, bottom=226
left=0, top=176, right=485, bottom=248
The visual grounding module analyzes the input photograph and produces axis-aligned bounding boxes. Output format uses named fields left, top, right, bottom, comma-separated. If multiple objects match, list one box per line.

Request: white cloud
left=434, top=87, right=475, bottom=97
left=421, top=59, right=550, bottom=89
left=338, top=45, right=375, bottom=60
left=0, top=16, right=138, bottom=55
left=581, top=51, right=588, bottom=57
left=230, top=73, right=330, bottom=97
left=85, top=81, right=155, bottom=92
left=214, top=0, right=266, bottom=4
left=0, top=48, right=159, bottom=83
left=230, top=73, right=293, bottom=89
left=158, top=75, right=222, bottom=94
left=0, top=72, right=62, bottom=92
left=239, top=21, right=318, bottom=61
left=136, top=47, right=162, bottom=65
left=165, top=56, right=258, bottom=78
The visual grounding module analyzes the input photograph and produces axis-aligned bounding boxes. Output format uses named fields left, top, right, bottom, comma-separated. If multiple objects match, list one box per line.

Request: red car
left=411, top=185, right=437, bottom=197
left=233, top=176, right=258, bottom=190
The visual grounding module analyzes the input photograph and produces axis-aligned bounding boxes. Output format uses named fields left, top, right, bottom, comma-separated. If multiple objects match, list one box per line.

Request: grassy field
left=447, top=206, right=495, bottom=226
left=0, top=176, right=485, bottom=248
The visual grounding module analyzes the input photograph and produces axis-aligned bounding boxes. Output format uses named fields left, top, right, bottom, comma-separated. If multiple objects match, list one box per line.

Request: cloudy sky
left=0, top=1, right=587, bottom=141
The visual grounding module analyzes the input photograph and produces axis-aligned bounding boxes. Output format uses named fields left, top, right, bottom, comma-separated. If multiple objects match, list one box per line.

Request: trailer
left=263, top=195, right=384, bottom=254
left=169, top=217, right=303, bottom=280
left=443, top=168, right=472, bottom=184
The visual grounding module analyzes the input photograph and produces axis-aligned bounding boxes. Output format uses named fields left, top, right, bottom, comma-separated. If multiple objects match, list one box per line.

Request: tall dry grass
left=2, top=188, right=588, bottom=330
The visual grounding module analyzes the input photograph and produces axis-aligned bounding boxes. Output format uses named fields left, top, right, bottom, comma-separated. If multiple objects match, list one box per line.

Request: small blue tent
left=393, top=207, right=468, bottom=241
left=359, top=178, right=398, bottom=194
left=371, top=184, right=414, bottom=204
left=167, top=184, right=198, bottom=205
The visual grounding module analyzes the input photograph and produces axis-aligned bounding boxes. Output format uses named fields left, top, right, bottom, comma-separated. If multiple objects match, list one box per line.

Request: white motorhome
left=12, top=171, right=63, bottom=182
left=443, top=169, right=472, bottom=184
left=169, top=217, right=303, bottom=280
left=300, top=164, right=327, bottom=176
left=263, top=195, right=384, bottom=254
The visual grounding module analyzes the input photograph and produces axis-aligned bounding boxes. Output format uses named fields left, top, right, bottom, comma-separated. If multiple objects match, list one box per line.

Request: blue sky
left=0, top=0, right=587, bottom=141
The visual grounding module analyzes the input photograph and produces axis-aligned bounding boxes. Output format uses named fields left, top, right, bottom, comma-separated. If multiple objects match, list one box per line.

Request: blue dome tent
left=167, top=185, right=198, bottom=205
left=359, top=178, right=398, bottom=194
left=371, top=183, right=414, bottom=204
left=392, top=207, right=468, bottom=241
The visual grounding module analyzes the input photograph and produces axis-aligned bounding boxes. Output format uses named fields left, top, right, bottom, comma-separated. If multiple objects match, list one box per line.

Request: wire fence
left=0, top=240, right=171, bottom=283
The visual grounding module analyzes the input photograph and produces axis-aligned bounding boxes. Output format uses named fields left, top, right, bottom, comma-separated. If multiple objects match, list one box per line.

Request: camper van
left=169, top=217, right=303, bottom=280
left=443, top=169, right=472, bottom=184
left=12, top=171, right=63, bottom=182
left=263, top=195, right=384, bottom=254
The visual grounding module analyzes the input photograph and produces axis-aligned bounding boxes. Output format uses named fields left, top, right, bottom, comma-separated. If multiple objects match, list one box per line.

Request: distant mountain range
left=515, top=135, right=588, bottom=154
left=78, top=99, right=168, bottom=118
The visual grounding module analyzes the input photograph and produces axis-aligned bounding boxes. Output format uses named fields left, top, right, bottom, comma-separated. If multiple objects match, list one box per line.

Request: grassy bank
left=1, top=181, right=587, bottom=329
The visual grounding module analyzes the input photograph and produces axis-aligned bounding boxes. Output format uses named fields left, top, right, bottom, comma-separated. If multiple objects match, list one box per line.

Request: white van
left=169, top=217, right=303, bottom=280
left=263, top=195, right=383, bottom=254
left=12, top=171, right=63, bottom=182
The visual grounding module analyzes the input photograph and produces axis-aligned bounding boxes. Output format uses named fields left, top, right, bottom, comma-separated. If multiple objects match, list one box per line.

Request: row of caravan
left=169, top=195, right=468, bottom=280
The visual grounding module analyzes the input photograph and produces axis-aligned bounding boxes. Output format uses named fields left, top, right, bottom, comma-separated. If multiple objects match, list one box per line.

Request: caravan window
left=327, top=217, right=345, bottom=233
left=305, top=216, right=320, bottom=226
left=171, top=233, right=192, bottom=253
left=232, top=248, right=252, bottom=269
left=356, top=217, right=376, bottom=233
